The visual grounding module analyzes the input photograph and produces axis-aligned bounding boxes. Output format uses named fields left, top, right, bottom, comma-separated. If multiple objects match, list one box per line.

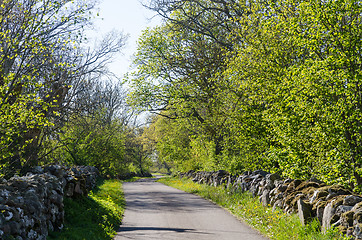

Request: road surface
left=114, top=177, right=269, bottom=240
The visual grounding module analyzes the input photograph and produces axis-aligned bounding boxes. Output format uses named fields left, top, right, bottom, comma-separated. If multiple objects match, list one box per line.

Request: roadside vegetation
left=2, top=0, right=362, bottom=238
left=0, top=0, right=152, bottom=180
left=48, top=179, right=125, bottom=240
left=131, top=0, right=362, bottom=192
left=159, top=177, right=347, bottom=240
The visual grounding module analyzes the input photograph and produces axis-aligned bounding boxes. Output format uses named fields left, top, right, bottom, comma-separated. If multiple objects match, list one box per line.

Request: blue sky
left=92, top=0, right=161, bottom=78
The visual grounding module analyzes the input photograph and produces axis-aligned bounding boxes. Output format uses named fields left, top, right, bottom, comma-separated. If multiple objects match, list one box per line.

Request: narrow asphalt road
left=114, top=177, right=269, bottom=240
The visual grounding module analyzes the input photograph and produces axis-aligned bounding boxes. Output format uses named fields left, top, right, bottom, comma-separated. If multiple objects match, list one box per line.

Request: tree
left=0, top=0, right=126, bottom=176
left=0, top=0, right=94, bottom=175
left=129, top=0, right=276, bottom=172
left=131, top=0, right=362, bottom=191
left=128, top=2, right=234, bottom=165
left=266, top=0, right=362, bottom=187
left=141, top=113, right=195, bottom=172
left=43, top=78, right=138, bottom=178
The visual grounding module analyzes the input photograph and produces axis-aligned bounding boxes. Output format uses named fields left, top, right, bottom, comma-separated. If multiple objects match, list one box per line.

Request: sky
left=92, top=0, right=161, bottom=79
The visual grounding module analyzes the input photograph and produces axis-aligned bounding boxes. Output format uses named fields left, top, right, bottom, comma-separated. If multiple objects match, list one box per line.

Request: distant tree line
left=129, top=0, right=362, bottom=191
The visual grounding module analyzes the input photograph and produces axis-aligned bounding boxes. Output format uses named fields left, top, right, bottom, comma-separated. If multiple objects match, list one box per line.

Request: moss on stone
left=352, top=201, right=362, bottom=212
left=285, top=179, right=302, bottom=194
left=354, top=211, right=362, bottom=223
left=341, top=210, right=354, bottom=227
left=284, top=191, right=302, bottom=206
left=313, top=199, right=327, bottom=211
left=295, top=181, right=321, bottom=192
left=330, top=195, right=347, bottom=208
left=290, top=194, right=306, bottom=210
left=310, top=190, right=329, bottom=206
left=330, top=214, right=340, bottom=225
left=317, top=185, right=352, bottom=196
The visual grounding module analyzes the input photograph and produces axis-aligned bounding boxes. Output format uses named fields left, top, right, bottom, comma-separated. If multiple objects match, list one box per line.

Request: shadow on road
left=120, top=227, right=196, bottom=233
left=123, top=181, right=214, bottom=213
left=116, top=176, right=270, bottom=240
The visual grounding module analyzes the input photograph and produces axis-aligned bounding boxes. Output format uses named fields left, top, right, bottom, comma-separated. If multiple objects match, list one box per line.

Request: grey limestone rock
left=322, top=200, right=340, bottom=232
left=336, top=205, right=353, bottom=216
left=0, top=165, right=99, bottom=240
left=297, top=199, right=313, bottom=225
left=354, top=224, right=362, bottom=239
left=343, top=195, right=362, bottom=206
left=260, top=189, right=271, bottom=207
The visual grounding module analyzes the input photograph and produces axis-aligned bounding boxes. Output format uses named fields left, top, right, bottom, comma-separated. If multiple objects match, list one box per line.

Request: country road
left=114, top=177, right=269, bottom=240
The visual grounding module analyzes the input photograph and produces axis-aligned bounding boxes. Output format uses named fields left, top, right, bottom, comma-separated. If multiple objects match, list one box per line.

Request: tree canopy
left=0, top=0, right=151, bottom=178
left=129, top=0, right=362, bottom=190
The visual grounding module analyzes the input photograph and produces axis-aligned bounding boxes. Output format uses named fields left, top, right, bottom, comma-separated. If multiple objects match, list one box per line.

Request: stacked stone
left=63, top=166, right=99, bottom=197
left=182, top=170, right=362, bottom=239
left=0, top=172, right=63, bottom=239
left=0, top=165, right=99, bottom=240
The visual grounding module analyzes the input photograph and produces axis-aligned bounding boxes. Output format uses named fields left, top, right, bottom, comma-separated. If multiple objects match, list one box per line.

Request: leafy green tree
left=123, top=127, right=153, bottom=177
left=0, top=0, right=126, bottom=176
left=130, top=0, right=362, bottom=191
left=58, top=114, right=128, bottom=178
left=128, top=5, right=234, bottom=167
left=42, top=78, right=138, bottom=178
left=223, top=0, right=362, bottom=188
left=141, top=113, right=193, bottom=172
left=130, top=0, right=277, bottom=173
left=267, top=0, right=362, bottom=188
left=0, top=0, right=95, bottom=175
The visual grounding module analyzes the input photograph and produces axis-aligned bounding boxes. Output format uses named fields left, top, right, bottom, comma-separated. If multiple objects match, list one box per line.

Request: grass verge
left=158, top=177, right=347, bottom=240
left=48, top=179, right=125, bottom=240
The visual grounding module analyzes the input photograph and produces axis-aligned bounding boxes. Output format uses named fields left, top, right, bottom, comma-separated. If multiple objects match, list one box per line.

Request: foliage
left=0, top=0, right=85, bottom=176
left=159, top=177, right=345, bottom=240
left=48, top=179, right=125, bottom=240
left=0, top=0, right=127, bottom=177
left=129, top=0, right=362, bottom=190
left=52, top=115, right=128, bottom=177
left=142, top=114, right=192, bottom=172
left=44, top=110, right=152, bottom=178
left=40, top=76, right=153, bottom=178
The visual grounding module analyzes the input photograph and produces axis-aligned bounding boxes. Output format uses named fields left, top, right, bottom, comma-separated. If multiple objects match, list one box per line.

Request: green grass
left=158, top=177, right=348, bottom=240
left=48, top=179, right=125, bottom=240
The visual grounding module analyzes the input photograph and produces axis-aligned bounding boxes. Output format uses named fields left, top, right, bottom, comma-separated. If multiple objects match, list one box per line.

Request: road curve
left=114, top=177, right=269, bottom=240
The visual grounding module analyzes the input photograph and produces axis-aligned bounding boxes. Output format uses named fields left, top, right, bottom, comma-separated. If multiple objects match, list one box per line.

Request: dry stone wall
left=180, top=170, right=362, bottom=239
left=0, top=165, right=99, bottom=240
